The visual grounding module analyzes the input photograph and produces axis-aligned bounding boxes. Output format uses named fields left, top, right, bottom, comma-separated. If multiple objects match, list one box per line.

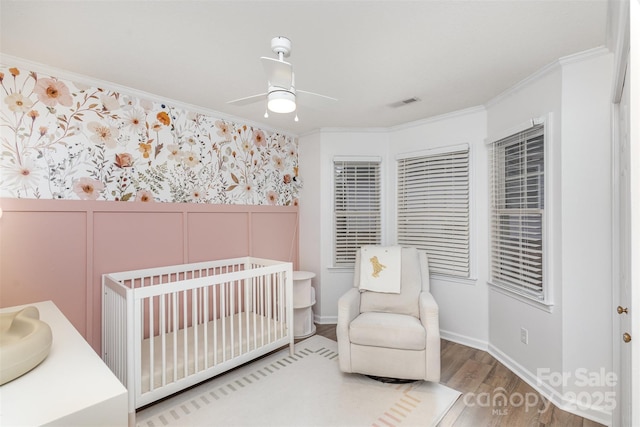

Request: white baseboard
left=314, top=314, right=337, bottom=324
left=488, top=344, right=612, bottom=427
left=440, top=329, right=488, bottom=351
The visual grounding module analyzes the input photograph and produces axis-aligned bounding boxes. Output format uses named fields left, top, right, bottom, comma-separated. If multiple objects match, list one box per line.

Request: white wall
left=298, top=130, right=323, bottom=314
left=560, top=52, right=613, bottom=403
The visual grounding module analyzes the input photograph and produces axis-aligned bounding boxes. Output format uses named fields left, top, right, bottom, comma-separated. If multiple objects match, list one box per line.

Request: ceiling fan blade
left=261, top=57, right=293, bottom=89
left=227, top=93, right=267, bottom=106
left=297, top=89, right=338, bottom=108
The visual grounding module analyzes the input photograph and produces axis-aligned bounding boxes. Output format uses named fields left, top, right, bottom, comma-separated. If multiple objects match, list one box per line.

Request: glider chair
left=337, top=246, right=440, bottom=382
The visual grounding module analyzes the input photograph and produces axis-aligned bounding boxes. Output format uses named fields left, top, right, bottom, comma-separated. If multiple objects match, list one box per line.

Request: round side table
left=292, top=271, right=316, bottom=338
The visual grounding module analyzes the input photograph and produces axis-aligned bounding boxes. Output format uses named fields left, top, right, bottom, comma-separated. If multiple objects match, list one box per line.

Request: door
left=613, top=58, right=632, bottom=427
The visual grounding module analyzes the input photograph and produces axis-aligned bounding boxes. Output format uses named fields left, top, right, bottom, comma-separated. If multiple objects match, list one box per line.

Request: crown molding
left=485, top=46, right=610, bottom=108
left=390, top=105, right=486, bottom=132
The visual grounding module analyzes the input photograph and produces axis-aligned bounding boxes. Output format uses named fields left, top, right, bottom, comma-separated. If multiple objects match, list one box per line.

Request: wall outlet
left=520, top=327, right=529, bottom=344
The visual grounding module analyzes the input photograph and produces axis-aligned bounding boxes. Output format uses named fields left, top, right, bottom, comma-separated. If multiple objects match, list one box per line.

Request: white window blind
left=333, top=159, right=382, bottom=266
left=397, top=146, right=470, bottom=277
left=489, top=124, right=545, bottom=298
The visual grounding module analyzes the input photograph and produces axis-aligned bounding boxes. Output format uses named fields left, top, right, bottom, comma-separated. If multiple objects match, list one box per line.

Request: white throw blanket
left=359, top=246, right=402, bottom=294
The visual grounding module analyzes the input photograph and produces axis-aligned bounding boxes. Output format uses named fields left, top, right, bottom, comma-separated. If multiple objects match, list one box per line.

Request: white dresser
left=0, top=300, right=128, bottom=426
left=292, top=271, right=316, bottom=338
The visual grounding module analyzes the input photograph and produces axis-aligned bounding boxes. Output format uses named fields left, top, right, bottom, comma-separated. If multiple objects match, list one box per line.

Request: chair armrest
left=419, top=291, right=441, bottom=382
left=337, top=288, right=360, bottom=337
left=419, top=291, right=439, bottom=328
left=337, top=288, right=360, bottom=373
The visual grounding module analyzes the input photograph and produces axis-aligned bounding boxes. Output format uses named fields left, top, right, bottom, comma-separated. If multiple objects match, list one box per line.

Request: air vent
left=388, top=97, right=421, bottom=108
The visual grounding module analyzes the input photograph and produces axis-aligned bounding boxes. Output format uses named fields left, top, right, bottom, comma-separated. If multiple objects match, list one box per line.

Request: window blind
left=397, top=147, right=470, bottom=277
left=333, top=159, right=382, bottom=266
left=489, top=124, right=544, bottom=297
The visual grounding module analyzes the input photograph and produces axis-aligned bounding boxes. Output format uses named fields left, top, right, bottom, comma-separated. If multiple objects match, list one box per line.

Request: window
left=333, top=158, right=382, bottom=266
left=489, top=123, right=545, bottom=299
left=397, top=145, right=470, bottom=277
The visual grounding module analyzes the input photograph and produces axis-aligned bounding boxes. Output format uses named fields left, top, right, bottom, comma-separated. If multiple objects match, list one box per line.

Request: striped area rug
left=136, top=335, right=460, bottom=427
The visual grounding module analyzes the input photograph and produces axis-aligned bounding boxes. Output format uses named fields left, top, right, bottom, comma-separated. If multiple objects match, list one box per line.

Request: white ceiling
left=0, top=0, right=609, bottom=135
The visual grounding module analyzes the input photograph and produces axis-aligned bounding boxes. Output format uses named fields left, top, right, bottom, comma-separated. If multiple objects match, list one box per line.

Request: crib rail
left=102, top=257, right=293, bottom=415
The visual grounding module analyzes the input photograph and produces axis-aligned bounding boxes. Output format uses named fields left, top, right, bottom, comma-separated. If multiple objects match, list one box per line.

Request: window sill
left=431, top=274, right=477, bottom=286
left=327, top=265, right=355, bottom=272
left=488, top=281, right=554, bottom=313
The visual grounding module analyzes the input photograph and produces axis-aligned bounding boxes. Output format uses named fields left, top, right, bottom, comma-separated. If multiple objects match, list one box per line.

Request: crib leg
left=128, top=411, right=136, bottom=427
left=289, top=338, right=295, bottom=356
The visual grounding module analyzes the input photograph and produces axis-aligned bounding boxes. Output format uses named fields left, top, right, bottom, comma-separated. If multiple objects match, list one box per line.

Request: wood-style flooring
left=313, top=323, right=604, bottom=427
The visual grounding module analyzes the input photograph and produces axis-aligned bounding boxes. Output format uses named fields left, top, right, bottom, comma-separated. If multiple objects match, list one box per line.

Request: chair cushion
left=349, top=312, right=426, bottom=351
left=360, top=247, right=422, bottom=317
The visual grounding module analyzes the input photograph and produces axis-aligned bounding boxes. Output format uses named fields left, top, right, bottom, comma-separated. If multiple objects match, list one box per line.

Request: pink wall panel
left=0, top=209, right=88, bottom=335
left=0, top=199, right=298, bottom=352
left=91, top=211, right=186, bottom=345
left=251, top=211, right=299, bottom=267
left=187, top=212, right=250, bottom=262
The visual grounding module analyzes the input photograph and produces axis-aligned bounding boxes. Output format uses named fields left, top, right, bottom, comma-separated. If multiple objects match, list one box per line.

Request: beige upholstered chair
left=337, top=246, right=440, bottom=381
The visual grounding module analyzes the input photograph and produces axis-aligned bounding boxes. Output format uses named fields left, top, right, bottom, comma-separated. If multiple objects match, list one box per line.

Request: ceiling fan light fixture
left=267, top=90, right=296, bottom=113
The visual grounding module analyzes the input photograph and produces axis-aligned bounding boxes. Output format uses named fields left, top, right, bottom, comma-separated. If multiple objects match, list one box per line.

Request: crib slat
left=221, top=283, right=226, bottom=362
left=252, top=277, right=258, bottom=350
left=244, top=279, right=250, bottom=353
left=192, top=284, right=198, bottom=374
left=213, top=287, right=218, bottom=366
left=278, top=272, right=283, bottom=339
left=203, top=285, right=209, bottom=369
left=260, top=274, right=265, bottom=347
left=183, top=289, right=188, bottom=379
left=160, top=294, right=166, bottom=386
left=267, top=273, right=272, bottom=342
left=233, top=277, right=237, bottom=358
left=172, top=291, right=178, bottom=384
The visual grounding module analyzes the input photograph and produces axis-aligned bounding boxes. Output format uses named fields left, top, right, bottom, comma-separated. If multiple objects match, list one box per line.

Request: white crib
left=102, top=257, right=294, bottom=424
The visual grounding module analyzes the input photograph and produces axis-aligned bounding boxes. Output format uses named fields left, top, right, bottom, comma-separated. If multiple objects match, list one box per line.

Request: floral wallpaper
left=0, top=65, right=300, bottom=206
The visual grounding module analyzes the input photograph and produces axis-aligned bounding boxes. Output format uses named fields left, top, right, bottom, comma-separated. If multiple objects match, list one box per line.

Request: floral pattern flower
left=267, top=190, right=278, bottom=205
left=5, top=92, right=33, bottom=112
left=5, top=158, right=41, bottom=190
left=182, top=151, right=200, bottom=167
left=73, top=177, right=104, bottom=200
left=157, top=111, right=171, bottom=126
left=135, top=189, right=154, bottom=202
left=124, top=109, right=146, bottom=132
left=0, top=65, right=300, bottom=206
left=115, top=153, right=133, bottom=168
left=33, top=78, right=73, bottom=107
left=88, top=121, right=120, bottom=149
left=167, top=144, right=181, bottom=161
left=100, top=94, right=120, bottom=112
left=253, top=129, right=266, bottom=147
left=138, top=142, right=152, bottom=159
left=215, top=120, right=231, bottom=141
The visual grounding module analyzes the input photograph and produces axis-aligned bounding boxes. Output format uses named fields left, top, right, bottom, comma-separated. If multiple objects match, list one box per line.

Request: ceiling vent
left=388, top=97, right=421, bottom=108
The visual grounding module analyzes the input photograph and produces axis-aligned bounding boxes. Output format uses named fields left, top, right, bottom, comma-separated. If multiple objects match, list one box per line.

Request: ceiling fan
left=227, top=36, right=337, bottom=120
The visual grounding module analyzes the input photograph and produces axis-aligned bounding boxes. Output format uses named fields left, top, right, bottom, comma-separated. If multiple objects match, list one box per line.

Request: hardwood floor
left=313, top=324, right=603, bottom=427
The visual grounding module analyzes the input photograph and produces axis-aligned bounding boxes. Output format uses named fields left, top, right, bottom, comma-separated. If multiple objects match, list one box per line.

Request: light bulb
left=267, top=90, right=296, bottom=113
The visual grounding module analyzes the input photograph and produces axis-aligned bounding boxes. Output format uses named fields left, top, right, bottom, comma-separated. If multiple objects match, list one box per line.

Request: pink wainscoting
left=187, top=212, right=252, bottom=261
left=0, top=198, right=299, bottom=352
